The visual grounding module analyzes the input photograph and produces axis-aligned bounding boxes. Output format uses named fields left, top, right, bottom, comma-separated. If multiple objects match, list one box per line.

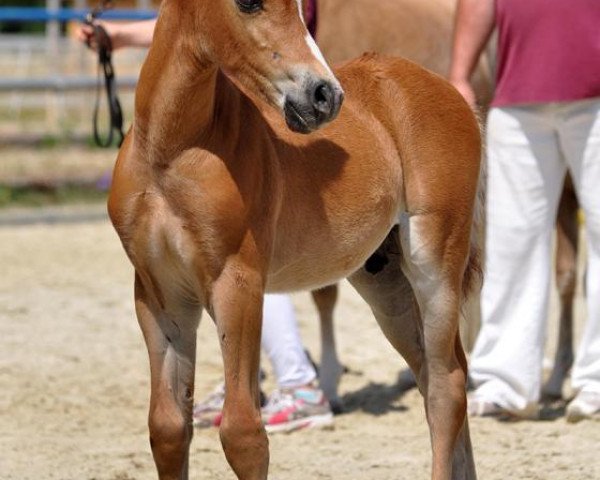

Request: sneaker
left=193, top=382, right=225, bottom=428
left=566, top=391, right=600, bottom=423
left=192, top=373, right=268, bottom=428
left=262, top=385, right=334, bottom=434
left=467, top=394, right=504, bottom=417
left=467, top=392, right=538, bottom=420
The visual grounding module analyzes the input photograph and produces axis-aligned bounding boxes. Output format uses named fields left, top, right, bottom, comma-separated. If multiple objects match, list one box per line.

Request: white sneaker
left=192, top=382, right=225, bottom=428
left=467, top=392, right=538, bottom=420
left=566, top=391, right=600, bottom=423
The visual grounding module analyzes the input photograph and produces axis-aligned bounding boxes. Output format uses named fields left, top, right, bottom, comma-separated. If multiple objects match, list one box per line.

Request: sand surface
left=1, top=206, right=598, bottom=480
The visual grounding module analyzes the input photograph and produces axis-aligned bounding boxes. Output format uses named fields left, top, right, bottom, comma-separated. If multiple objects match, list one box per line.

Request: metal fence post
left=75, top=0, right=87, bottom=129
left=46, top=0, right=61, bottom=134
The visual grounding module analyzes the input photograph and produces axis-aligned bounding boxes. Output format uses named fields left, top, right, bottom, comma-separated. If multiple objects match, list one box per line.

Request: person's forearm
left=116, top=19, right=157, bottom=49
left=448, top=0, right=495, bottom=83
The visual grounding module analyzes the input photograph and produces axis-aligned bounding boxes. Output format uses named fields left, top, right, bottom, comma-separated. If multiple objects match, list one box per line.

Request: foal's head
left=178, top=0, right=344, bottom=133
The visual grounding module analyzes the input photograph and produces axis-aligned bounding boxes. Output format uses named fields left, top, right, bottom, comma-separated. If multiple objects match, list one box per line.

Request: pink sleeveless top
left=493, top=0, right=600, bottom=107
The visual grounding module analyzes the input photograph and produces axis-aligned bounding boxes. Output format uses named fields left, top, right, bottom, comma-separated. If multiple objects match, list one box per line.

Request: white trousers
left=261, top=294, right=317, bottom=389
left=470, top=98, right=600, bottom=411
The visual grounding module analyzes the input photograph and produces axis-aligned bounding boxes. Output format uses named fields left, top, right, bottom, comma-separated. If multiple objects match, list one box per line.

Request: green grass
left=0, top=130, right=121, bottom=149
left=0, top=183, right=108, bottom=208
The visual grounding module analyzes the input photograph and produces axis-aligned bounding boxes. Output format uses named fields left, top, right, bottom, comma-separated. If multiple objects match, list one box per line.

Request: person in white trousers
left=78, top=19, right=333, bottom=433
left=449, top=0, right=600, bottom=421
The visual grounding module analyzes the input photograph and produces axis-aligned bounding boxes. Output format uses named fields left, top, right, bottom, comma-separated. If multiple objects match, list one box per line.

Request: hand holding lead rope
left=84, top=1, right=124, bottom=148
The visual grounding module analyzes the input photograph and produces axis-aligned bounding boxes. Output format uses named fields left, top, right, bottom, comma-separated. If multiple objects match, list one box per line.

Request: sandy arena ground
left=0, top=204, right=599, bottom=480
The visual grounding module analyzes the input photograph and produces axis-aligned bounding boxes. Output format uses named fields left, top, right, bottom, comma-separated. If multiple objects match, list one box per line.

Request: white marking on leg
left=399, top=213, right=453, bottom=318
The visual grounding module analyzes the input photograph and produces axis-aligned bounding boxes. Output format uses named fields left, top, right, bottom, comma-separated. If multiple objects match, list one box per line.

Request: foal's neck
left=133, top=15, right=241, bottom=162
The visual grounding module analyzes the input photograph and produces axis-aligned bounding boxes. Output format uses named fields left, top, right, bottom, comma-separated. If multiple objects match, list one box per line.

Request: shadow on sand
left=334, top=368, right=569, bottom=422
left=337, top=369, right=418, bottom=416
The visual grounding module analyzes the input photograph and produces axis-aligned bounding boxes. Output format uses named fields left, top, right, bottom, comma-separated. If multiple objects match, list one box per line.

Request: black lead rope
left=86, top=3, right=124, bottom=148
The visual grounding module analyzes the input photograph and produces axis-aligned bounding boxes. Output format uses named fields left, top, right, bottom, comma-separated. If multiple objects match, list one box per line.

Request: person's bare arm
left=448, top=0, right=495, bottom=106
left=77, top=19, right=157, bottom=50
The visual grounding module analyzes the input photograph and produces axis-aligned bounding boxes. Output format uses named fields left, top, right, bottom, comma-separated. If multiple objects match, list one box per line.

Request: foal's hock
left=108, top=1, right=482, bottom=479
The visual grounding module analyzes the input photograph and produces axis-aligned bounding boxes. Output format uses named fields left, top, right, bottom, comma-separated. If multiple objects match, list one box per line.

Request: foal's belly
left=266, top=173, right=402, bottom=292
left=266, top=219, right=396, bottom=292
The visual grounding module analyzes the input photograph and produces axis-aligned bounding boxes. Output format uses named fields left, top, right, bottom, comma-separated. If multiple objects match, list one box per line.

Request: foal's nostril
left=284, top=79, right=343, bottom=133
left=312, top=81, right=334, bottom=114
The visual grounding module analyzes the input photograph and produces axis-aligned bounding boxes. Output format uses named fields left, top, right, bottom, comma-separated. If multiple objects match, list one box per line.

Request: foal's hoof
left=329, top=397, right=344, bottom=415
left=396, top=369, right=418, bottom=392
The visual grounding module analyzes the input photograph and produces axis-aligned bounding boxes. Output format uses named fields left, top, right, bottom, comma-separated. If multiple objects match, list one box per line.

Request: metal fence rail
left=0, top=7, right=157, bottom=22
left=0, top=7, right=156, bottom=135
left=0, top=76, right=139, bottom=92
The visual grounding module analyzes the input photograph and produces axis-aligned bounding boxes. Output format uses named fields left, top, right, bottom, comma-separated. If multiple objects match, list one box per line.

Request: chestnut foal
left=108, top=0, right=482, bottom=479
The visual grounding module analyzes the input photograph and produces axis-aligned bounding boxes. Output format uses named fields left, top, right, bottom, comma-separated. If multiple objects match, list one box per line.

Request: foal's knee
left=425, top=365, right=467, bottom=433
left=220, top=411, right=269, bottom=480
left=149, top=405, right=191, bottom=477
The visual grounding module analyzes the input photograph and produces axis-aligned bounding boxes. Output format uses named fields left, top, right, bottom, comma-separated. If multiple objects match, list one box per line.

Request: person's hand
left=76, top=21, right=126, bottom=51
left=450, top=78, right=477, bottom=108
left=76, top=19, right=156, bottom=50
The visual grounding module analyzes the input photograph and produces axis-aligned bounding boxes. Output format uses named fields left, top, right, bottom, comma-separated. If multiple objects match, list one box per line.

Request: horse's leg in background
left=542, top=177, right=579, bottom=399
left=134, top=274, right=200, bottom=480
left=349, top=227, right=476, bottom=480
left=311, top=284, right=345, bottom=412
left=213, top=258, right=269, bottom=480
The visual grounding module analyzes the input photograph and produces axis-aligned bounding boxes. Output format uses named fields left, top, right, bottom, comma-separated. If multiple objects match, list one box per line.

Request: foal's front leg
left=134, top=274, right=200, bottom=480
left=212, top=258, right=269, bottom=480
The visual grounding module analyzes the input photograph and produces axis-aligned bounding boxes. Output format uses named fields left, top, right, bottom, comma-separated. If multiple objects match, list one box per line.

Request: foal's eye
left=235, top=0, right=263, bottom=14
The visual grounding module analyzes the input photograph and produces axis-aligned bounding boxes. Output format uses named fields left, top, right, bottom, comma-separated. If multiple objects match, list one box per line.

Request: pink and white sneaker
left=262, top=385, right=334, bottom=434
left=192, top=382, right=225, bottom=428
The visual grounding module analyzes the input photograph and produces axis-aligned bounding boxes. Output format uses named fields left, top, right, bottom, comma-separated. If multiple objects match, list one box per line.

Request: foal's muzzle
left=284, top=79, right=344, bottom=134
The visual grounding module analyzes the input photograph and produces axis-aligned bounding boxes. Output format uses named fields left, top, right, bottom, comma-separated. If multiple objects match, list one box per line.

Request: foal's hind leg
left=311, top=284, right=345, bottom=411
left=398, top=213, right=476, bottom=480
left=134, top=274, right=200, bottom=480
left=348, top=227, right=476, bottom=480
left=348, top=228, right=424, bottom=375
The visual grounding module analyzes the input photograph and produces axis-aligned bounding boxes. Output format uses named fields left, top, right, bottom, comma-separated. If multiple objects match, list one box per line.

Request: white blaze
left=295, top=0, right=334, bottom=76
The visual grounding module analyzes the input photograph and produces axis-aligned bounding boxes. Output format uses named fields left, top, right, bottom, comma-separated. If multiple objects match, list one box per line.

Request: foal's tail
left=462, top=121, right=486, bottom=301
